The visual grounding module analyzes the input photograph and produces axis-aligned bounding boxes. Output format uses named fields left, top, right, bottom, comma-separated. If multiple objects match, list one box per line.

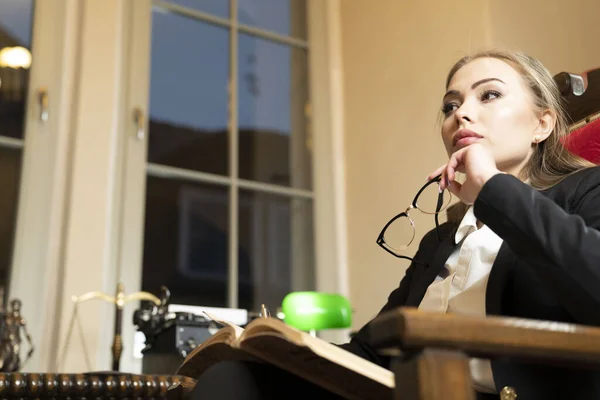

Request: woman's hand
left=427, top=143, right=503, bottom=205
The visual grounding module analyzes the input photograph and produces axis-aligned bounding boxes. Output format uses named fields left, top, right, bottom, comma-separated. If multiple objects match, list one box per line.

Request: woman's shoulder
left=576, top=165, right=600, bottom=186
left=548, top=166, right=600, bottom=208
left=555, top=166, right=600, bottom=191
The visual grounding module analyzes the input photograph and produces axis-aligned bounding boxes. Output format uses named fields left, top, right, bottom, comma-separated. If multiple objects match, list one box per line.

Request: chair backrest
left=555, top=67, right=600, bottom=164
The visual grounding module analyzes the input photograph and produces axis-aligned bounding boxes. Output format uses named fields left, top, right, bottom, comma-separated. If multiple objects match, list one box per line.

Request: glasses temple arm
left=434, top=191, right=445, bottom=241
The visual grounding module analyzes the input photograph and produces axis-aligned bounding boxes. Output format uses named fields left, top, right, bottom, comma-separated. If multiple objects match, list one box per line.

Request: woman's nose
left=455, top=104, right=473, bottom=123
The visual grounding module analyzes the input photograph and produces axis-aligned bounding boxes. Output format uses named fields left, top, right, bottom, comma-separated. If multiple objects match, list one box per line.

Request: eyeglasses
left=376, top=174, right=452, bottom=262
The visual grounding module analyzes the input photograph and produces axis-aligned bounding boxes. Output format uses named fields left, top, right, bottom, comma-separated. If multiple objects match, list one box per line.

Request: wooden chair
left=369, top=308, right=600, bottom=400
left=367, top=67, right=600, bottom=400
left=557, top=67, right=600, bottom=164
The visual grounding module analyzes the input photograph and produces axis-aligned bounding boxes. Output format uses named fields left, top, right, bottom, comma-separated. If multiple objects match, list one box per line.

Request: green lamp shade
left=281, top=292, right=352, bottom=331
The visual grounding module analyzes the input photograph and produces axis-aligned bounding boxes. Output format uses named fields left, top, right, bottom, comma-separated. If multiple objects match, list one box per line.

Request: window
left=0, top=0, right=34, bottom=295
left=0, top=0, right=344, bottom=374
left=142, top=0, right=315, bottom=312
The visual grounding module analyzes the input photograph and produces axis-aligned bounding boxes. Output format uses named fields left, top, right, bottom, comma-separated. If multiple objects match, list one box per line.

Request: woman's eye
left=442, top=102, right=459, bottom=115
left=481, top=90, right=501, bottom=102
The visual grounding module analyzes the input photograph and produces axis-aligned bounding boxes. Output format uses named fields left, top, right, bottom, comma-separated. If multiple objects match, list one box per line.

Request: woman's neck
left=498, top=153, right=532, bottom=183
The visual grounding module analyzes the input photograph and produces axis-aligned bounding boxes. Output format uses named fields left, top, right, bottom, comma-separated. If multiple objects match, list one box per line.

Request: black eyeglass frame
left=376, top=174, right=449, bottom=262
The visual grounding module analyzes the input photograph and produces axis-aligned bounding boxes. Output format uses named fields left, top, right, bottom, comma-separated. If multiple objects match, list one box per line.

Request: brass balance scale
left=60, top=283, right=164, bottom=371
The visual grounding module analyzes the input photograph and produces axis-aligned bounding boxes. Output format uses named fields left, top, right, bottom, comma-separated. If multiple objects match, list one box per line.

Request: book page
left=242, top=318, right=394, bottom=388
left=178, top=315, right=395, bottom=400
left=176, top=316, right=247, bottom=378
left=177, top=342, right=258, bottom=378
left=202, top=310, right=246, bottom=338
left=240, top=332, right=393, bottom=400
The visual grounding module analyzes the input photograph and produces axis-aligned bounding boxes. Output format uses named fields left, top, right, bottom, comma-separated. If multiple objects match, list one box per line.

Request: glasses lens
left=382, top=215, right=415, bottom=251
left=414, top=182, right=452, bottom=214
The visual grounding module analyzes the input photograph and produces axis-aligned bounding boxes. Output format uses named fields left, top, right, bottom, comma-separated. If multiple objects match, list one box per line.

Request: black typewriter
left=132, top=287, right=263, bottom=374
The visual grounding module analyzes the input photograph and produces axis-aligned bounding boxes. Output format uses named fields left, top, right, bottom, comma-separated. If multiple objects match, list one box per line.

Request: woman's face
left=441, top=57, right=542, bottom=174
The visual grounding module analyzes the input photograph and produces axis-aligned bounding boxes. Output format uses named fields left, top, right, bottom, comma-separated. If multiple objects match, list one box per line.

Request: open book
left=176, top=315, right=394, bottom=400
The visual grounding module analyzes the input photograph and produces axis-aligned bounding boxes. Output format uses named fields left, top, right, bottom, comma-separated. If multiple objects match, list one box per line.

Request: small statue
left=0, top=299, right=34, bottom=372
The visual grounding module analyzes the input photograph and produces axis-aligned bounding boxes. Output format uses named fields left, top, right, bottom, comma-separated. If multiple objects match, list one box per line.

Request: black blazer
left=341, top=166, right=600, bottom=399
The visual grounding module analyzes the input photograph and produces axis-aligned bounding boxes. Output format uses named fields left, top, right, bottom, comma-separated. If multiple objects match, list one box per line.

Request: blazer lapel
left=405, top=232, right=457, bottom=307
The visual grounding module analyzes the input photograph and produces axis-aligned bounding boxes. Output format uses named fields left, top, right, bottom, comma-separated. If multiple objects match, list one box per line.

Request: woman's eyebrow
left=443, top=78, right=506, bottom=100
left=471, top=77, right=505, bottom=89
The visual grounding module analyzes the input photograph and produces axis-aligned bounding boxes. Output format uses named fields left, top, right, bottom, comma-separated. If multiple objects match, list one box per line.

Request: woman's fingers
left=427, top=164, right=447, bottom=182
left=445, top=148, right=468, bottom=187
left=440, top=159, right=456, bottom=191
left=446, top=178, right=462, bottom=198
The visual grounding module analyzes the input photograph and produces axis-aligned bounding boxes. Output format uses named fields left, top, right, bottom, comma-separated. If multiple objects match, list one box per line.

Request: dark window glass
left=159, top=0, right=228, bottom=19
left=238, top=33, right=311, bottom=189
left=238, top=189, right=314, bottom=312
left=0, top=0, right=33, bottom=139
left=238, top=0, right=306, bottom=39
left=0, top=147, right=21, bottom=290
left=148, top=11, right=229, bottom=176
left=142, top=177, right=229, bottom=307
left=0, top=0, right=33, bottom=294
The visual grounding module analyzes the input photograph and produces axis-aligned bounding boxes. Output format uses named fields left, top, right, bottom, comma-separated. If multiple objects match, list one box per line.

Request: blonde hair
left=444, top=49, right=594, bottom=222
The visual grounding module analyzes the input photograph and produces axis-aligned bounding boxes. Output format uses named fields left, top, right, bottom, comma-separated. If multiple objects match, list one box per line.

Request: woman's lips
left=452, top=129, right=483, bottom=149
left=454, top=136, right=482, bottom=149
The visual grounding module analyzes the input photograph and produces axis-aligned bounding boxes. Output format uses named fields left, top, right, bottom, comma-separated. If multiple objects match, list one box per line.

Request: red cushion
left=562, top=118, right=600, bottom=164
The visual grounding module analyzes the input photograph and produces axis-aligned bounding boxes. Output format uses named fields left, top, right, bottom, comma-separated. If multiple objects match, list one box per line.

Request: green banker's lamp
left=280, top=292, right=352, bottom=335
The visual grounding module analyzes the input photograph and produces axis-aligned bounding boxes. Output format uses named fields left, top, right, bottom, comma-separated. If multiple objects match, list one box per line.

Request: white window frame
left=9, top=0, right=147, bottom=373
left=8, top=0, right=84, bottom=372
left=10, top=0, right=348, bottom=374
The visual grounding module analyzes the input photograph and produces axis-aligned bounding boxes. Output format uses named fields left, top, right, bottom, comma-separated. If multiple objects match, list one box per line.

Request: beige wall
left=340, top=0, right=600, bottom=330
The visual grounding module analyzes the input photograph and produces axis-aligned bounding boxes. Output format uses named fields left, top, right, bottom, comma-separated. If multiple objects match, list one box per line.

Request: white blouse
left=418, top=206, right=503, bottom=394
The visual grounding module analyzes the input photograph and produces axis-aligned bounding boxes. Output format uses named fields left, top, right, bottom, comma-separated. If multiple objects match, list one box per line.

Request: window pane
left=238, top=0, right=306, bottom=39
left=142, top=177, right=229, bottom=307
left=0, top=0, right=34, bottom=139
left=238, top=34, right=312, bottom=189
left=238, top=190, right=314, bottom=312
left=148, top=11, right=229, bottom=176
left=0, top=147, right=21, bottom=290
left=158, top=0, right=228, bottom=19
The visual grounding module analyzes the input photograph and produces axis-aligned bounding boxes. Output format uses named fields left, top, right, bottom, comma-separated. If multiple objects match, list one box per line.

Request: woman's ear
left=532, top=109, right=556, bottom=144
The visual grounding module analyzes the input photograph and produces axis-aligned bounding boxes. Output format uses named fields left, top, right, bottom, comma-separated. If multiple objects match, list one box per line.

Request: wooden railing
left=0, top=372, right=196, bottom=399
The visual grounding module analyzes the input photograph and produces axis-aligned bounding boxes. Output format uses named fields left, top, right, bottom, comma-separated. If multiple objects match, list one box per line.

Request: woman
left=192, top=50, right=600, bottom=399
left=344, top=49, right=600, bottom=399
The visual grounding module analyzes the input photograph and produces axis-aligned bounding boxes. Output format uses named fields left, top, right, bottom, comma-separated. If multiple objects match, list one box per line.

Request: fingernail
left=438, top=184, right=443, bottom=194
